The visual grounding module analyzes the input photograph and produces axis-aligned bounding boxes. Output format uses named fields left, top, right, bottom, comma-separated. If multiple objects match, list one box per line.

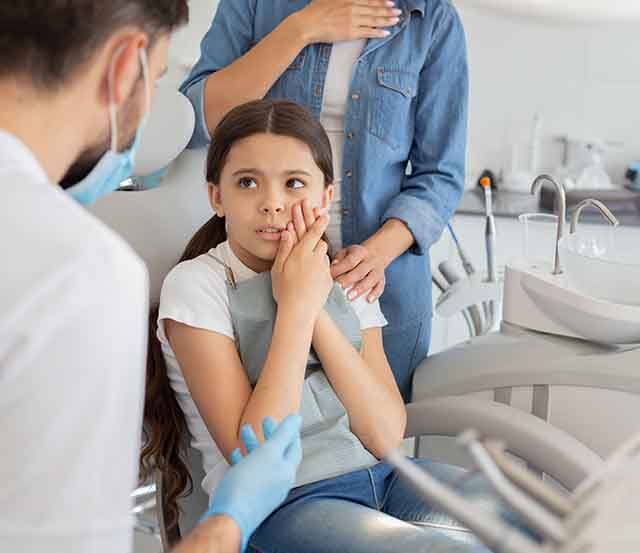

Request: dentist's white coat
left=0, top=130, right=148, bottom=553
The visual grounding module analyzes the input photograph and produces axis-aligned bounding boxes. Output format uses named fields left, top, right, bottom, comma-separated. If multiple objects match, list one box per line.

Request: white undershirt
left=320, top=40, right=366, bottom=251
left=0, top=131, right=148, bottom=553
left=157, top=240, right=387, bottom=498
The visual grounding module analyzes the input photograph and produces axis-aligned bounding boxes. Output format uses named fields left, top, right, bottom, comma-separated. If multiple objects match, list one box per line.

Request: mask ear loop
left=138, top=48, right=151, bottom=117
left=107, top=44, right=127, bottom=153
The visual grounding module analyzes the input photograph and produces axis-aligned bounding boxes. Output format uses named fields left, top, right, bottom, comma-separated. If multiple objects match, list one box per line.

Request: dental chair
left=89, top=91, right=604, bottom=552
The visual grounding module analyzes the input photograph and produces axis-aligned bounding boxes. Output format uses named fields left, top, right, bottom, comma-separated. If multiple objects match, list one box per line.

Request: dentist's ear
left=208, top=183, right=225, bottom=217
left=105, top=32, right=149, bottom=107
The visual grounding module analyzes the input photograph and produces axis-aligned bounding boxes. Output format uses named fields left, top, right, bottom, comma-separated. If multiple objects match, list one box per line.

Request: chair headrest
left=134, top=86, right=196, bottom=177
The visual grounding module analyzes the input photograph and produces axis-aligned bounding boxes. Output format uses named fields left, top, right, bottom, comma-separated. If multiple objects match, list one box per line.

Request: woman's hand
left=291, top=0, right=402, bottom=45
left=271, top=209, right=333, bottom=317
left=331, top=244, right=388, bottom=303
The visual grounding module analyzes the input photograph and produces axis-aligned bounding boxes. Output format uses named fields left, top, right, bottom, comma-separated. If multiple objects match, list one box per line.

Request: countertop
left=456, top=188, right=640, bottom=227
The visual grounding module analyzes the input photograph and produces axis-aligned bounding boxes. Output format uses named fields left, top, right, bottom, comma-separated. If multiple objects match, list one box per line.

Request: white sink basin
left=520, top=269, right=640, bottom=344
left=558, top=232, right=640, bottom=306
left=503, top=261, right=640, bottom=345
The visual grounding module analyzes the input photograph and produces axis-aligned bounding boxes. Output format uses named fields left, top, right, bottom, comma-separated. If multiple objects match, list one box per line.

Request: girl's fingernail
left=348, top=290, right=357, bottom=300
left=331, top=259, right=338, bottom=265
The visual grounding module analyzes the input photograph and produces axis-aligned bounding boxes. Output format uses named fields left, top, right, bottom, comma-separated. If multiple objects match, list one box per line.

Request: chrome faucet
left=570, top=198, right=619, bottom=234
left=530, top=174, right=566, bottom=275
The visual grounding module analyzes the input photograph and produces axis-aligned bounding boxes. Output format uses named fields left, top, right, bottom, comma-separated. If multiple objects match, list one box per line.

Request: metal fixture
left=570, top=198, right=619, bottom=234
left=530, top=175, right=566, bottom=275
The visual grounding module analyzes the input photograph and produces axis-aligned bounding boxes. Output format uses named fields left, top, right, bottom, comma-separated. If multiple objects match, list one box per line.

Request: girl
left=141, top=100, right=511, bottom=553
left=179, top=0, right=469, bottom=402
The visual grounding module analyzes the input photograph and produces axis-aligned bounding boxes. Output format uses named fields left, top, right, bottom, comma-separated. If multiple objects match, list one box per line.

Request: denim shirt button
left=351, top=93, right=360, bottom=101
left=345, top=170, right=353, bottom=178
left=347, top=131, right=354, bottom=140
left=342, top=208, right=350, bottom=216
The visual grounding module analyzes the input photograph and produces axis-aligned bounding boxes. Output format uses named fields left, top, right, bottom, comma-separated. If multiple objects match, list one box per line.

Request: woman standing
left=180, top=0, right=468, bottom=400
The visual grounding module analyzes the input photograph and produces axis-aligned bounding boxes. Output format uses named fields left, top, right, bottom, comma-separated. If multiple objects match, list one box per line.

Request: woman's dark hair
left=140, top=99, right=334, bottom=532
left=0, top=1, right=189, bottom=90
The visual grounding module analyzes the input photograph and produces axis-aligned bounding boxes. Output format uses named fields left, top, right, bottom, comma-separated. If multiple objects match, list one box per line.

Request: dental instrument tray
left=539, top=186, right=640, bottom=214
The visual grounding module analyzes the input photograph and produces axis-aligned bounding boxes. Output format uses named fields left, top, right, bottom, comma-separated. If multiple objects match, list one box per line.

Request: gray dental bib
left=224, top=268, right=378, bottom=487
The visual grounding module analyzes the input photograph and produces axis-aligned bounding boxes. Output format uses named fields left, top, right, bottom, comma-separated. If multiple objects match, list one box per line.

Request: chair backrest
left=90, top=148, right=211, bottom=306
left=90, top=148, right=213, bottom=546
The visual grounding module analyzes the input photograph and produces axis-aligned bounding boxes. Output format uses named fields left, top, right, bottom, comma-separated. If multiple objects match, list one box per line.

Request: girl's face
left=209, top=132, right=334, bottom=273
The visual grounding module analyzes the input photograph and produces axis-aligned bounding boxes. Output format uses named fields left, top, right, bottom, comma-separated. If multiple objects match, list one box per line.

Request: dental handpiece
left=481, top=177, right=497, bottom=330
left=480, top=177, right=497, bottom=283
left=447, top=223, right=475, bottom=277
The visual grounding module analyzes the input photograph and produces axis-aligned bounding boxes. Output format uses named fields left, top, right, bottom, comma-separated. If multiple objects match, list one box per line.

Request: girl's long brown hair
left=140, top=99, right=334, bottom=532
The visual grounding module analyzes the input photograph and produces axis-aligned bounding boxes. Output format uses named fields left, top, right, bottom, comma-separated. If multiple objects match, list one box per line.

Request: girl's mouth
left=256, top=227, right=285, bottom=241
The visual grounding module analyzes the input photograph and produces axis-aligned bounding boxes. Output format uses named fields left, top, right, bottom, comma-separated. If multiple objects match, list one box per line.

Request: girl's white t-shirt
left=157, top=240, right=387, bottom=498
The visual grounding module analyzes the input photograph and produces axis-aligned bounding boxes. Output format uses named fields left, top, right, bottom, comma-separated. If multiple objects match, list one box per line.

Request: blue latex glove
left=204, top=414, right=302, bottom=552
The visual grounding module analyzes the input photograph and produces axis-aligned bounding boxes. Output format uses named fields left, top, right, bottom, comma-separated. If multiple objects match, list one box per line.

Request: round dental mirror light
left=454, top=0, right=640, bottom=23
left=133, top=83, right=195, bottom=178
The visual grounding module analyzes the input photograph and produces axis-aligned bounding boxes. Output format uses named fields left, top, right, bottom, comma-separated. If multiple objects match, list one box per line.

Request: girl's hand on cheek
left=331, top=245, right=388, bottom=303
left=271, top=216, right=333, bottom=316
left=289, top=199, right=328, bottom=245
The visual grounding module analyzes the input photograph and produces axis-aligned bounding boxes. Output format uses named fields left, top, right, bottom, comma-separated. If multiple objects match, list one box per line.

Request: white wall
left=458, top=6, right=640, bottom=186
left=168, top=2, right=639, bottom=186
left=168, top=0, right=219, bottom=70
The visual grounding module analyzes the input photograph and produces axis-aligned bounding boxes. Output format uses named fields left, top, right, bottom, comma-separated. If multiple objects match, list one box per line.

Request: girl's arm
left=312, top=314, right=407, bottom=458
left=182, top=0, right=400, bottom=137
left=165, top=218, right=331, bottom=460
left=291, top=201, right=405, bottom=457
left=165, top=304, right=314, bottom=460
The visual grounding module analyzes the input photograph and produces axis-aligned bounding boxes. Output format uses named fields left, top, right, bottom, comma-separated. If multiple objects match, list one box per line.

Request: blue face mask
left=67, top=48, right=151, bottom=205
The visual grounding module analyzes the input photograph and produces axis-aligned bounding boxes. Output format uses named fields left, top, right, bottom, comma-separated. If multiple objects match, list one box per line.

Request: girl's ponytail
left=140, top=215, right=227, bottom=533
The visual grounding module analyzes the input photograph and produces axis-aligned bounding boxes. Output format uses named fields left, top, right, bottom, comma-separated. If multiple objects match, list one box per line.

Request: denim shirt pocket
left=368, top=67, right=419, bottom=150
left=265, top=48, right=307, bottom=101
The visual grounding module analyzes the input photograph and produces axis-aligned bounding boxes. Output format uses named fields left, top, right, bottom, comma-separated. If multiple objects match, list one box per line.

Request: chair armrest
left=404, top=396, right=603, bottom=490
left=412, top=331, right=640, bottom=400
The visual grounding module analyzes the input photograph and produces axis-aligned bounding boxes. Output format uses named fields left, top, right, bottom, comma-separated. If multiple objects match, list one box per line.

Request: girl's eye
left=287, top=178, right=306, bottom=190
left=238, top=177, right=257, bottom=189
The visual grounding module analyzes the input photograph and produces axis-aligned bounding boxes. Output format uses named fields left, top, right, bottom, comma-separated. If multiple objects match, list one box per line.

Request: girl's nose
left=259, top=193, right=286, bottom=215
left=260, top=203, right=285, bottom=215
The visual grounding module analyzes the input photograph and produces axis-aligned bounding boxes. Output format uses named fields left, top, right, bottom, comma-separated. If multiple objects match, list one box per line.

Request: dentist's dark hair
left=0, top=1, right=188, bottom=89
left=141, top=99, right=334, bottom=534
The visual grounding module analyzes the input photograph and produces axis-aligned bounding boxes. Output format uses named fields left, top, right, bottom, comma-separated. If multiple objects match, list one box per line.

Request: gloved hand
left=204, top=414, right=303, bottom=552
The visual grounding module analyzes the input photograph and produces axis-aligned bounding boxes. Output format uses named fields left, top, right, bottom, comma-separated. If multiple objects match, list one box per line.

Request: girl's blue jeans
left=248, top=458, right=535, bottom=553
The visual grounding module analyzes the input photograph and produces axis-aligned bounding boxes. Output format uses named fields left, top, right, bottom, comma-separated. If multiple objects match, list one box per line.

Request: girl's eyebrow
left=231, top=168, right=313, bottom=177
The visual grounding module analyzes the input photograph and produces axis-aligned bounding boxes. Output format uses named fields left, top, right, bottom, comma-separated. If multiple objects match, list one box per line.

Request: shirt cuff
left=382, top=194, right=446, bottom=256
left=182, top=79, right=212, bottom=149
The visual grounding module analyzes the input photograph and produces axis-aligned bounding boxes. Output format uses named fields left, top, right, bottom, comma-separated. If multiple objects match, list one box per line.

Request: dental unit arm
left=388, top=426, right=640, bottom=553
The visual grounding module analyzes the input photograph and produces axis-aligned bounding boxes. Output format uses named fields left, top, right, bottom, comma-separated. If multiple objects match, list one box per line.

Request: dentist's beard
left=59, top=86, right=143, bottom=189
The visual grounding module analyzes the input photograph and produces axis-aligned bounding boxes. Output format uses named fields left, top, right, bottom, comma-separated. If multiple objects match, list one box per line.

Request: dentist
left=0, top=3, right=301, bottom=553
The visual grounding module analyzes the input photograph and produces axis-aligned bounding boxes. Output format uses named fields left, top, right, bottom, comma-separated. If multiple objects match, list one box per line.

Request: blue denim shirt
left=180, top=0, right=468, bottom=332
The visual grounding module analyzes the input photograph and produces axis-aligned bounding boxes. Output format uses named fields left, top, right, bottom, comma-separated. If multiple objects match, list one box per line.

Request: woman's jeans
left=384, top=315, right=431, bottom=402
left=248, top=458, right=533, bottom=553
